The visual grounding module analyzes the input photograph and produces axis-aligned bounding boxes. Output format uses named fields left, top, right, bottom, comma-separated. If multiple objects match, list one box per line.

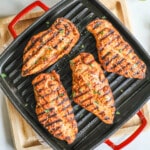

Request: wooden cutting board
left=0, top=0, right=149, bottom=150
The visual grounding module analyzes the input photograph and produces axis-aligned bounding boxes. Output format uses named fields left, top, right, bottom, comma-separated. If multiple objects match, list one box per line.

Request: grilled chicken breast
left=70, top=53, right=115, bottom=124
left=86, top=19, right=146, bottom=79
left=22, top=18, right=80, bottom=76
left=32, top=71, right=78, bottom=144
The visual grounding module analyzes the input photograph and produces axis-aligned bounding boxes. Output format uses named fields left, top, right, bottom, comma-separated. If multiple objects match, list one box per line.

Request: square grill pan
left=0, top=0, right=150, bottom=149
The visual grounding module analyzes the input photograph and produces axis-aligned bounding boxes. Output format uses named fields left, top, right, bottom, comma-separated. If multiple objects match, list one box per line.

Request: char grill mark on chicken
left=86, top=19, right=146, bottom=79
left=70, top=53, right=115, bottom=124
left=32, top=71, right=78, bottom=144
left=22, top=18, right=80, bottom=76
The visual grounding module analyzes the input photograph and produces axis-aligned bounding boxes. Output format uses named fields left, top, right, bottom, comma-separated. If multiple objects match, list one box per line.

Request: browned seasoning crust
left=70, top=53, right=115, bottom=124
left=22, top=18, right=80, bottom=76
left=32, top=71, right=78, bottom=144
left=86, top=19, right=147, bottom=79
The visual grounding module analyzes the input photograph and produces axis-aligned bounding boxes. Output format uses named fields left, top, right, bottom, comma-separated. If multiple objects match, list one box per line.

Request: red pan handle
left=8, top=0, right=49, bottom=39
left=105, top=110, right=147, bottom=150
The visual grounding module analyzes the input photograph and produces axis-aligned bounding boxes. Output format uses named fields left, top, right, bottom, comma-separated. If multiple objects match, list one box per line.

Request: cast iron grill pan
left=0, top=0, right=150, bottom=149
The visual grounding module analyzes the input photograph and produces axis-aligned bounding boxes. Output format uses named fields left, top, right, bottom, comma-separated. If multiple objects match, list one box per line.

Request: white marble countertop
left=0, top=0, right=150, bottom=150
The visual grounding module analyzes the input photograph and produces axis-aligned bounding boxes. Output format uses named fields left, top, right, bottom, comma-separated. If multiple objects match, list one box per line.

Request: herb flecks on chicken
left=32, top=71, right=78, bottom=144
left=86, top=19, right=146, bottom=79
left=70, top=53, right=115, bottom=124
left=22, top=18, right=80, bottom=76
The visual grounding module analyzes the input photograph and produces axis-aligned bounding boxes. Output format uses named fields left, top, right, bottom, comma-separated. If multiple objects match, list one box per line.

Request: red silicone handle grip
left=105, top=110, right=147, bottom=150
left=8, top=0, right=49, bottom=38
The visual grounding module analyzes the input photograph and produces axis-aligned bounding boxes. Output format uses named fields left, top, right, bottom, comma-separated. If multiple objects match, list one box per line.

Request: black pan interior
left=0, top=0, right=150, bottom=150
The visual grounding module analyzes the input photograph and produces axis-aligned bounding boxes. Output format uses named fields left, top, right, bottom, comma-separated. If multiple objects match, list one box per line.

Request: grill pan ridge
left=0, top=0, right=150, bottom=149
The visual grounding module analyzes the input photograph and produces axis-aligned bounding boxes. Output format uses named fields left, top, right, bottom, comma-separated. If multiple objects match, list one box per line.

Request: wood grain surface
left=0, top=0, right=149, bottom=149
